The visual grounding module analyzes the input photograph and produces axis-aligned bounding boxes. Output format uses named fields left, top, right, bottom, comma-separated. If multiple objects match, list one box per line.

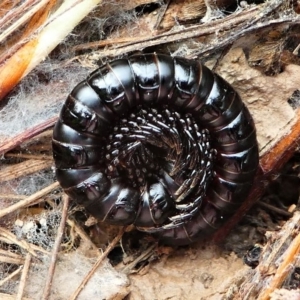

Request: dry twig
left=0, top=116, right=57, bottom=156
left=42, top=194, right=69, bottom=300
left=0, top=181, right=60, bottom=219
left=0, top=266, right=23, bottom=288
left=16, top=253, right=32, bottom=300
left=0, top=159, right=53, bottom=183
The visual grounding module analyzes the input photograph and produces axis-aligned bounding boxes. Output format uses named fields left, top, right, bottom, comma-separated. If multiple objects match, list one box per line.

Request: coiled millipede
left=52, top=53, right=259, bottom=245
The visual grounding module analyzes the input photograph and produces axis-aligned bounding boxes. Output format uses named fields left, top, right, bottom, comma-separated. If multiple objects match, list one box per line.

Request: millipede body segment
left=52, top=53, right=259, bottom=245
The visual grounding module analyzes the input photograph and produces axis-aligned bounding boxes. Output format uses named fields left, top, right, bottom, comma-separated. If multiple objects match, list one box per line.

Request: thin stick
left=0, top=181, right=60, bottom=219
left=0, top=194, right=26, bottom=200
left=0, top=293, right=32, bottom=300
left=0, top=254, right=24, bottom=265
left=0, top=266, right=23, bottom=287
left=16, top=253, right=32, bottom=300
left=41, top=194, right=70, bottom=300
left=69, top=226, right=126, bottom=300
left=0, top=159, right=53, bottom=183
left=0, top=116, right=57, bottom=156
left=153, top=0, right=170, bottom=29
left=257, top=201, right=293, bottom=218
left=0, top=248, right=24, bottom=259
left=5, top=153, right=53, bottom=160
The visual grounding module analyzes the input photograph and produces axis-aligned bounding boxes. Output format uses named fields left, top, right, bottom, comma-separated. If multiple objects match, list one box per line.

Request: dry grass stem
left=0, top=195, right=26, bottom=200
left=0, top=181, right=60, bottom=218
left=41, top=194, right=69, bottom=300
left=5, top=153, right=53, bottom=161
left=0, top=292, right=32, bottom=300
left=16, top=253, right=32, bottom=300
left=0, top=181, right=60, bottom=219
left=0, top=266, right=23, bottom=288
left=0, top=159, right=53, bottom=183
left=0, top=252, right=24, bottom=265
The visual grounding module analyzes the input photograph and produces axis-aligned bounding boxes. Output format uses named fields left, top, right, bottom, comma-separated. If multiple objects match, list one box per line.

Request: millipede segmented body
left=52, top=53, right=259, bottom=246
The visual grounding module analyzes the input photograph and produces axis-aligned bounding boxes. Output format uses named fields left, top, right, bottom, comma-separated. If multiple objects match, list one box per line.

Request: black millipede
left=52, top=53, right=259, bottom=246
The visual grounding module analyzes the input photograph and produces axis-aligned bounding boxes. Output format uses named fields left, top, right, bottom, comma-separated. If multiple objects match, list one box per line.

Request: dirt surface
left=128, top=245, right=248, bottom=300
